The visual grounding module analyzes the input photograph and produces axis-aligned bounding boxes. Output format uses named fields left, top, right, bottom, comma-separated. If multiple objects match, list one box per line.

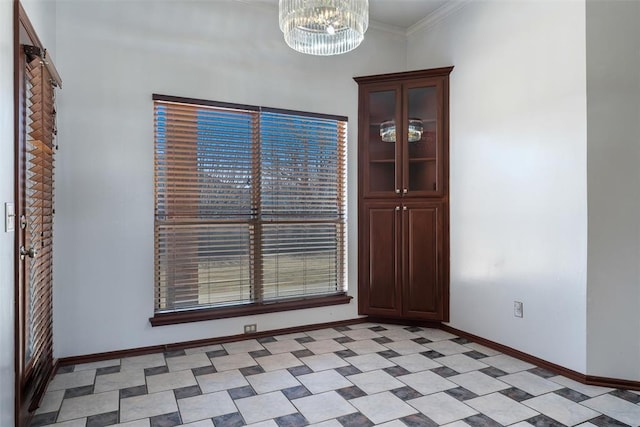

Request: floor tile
left=445, top=386, right=479, bottom=402
left=48, top=370, right=97, bottom=392
left=191, top=365, right=216, bottom=377
left=247, top=369, right=301, bottom=394
left=282, top=385, right=312, bottom=400
left=435, top=354, right=489, bottom=373
left=74, top=359, right=121, bottom=372
left=462, top=413, right=502, bottom=427
left=462, top=343, right=501, bottom=357
left=213, top=413, right=245, bottom=427
left=176, top=419, right=213, bottom=427
left=31, top=412, right=59, bottom=427
left=425, top=341, right=471, bottom=356
left=500, top=371, right=564, bottom=396
left=64, top=385, right=94, bottom=399
left=449, top=371, right=510, bottom=396
left=343, top=339, right=388, bottom=355
left=336, top=412, right=373, bottom=427
left=274, top=332, right=309, bottom=341
left=378, top=328, right=421, bottom=341
left=197, top=369, right=249, bottom=394
left=111, top=420, right=151, bottom=427
left=94, top=369, right=146, bottom=393
left=121, top=354, right=166, bottom=371
left=257, top=352, right=303, bottom=372
left=275, top=412, right=309, bottom=427
left=548, top=375, right=615, bottom=397
left=165, top=353, right=211, bottom=372
left=581, top=393, right=640, bottom=426
left=120, top=390, right=179, bottom=423
left=390, top=353, right=442, bottom=373
left=398, top=370, right=458, bottom=395
left=177, top=390, right=236, bottom=423
left=36, top=390, right=65, bottom=414
left=480, top=354, right=536, bottom=374
left=523, top=392, right=600, bottom=425
left=236, top=391, right=298, bottom=424
left=306, top=329, right=345, bottom=340
left=301, top=353, right=349, bottom=372
left=554, top=387, right=591, bottom=403
left=345, top=353, right=395, bottom=372
left=86, top=410, right=119, bottom=427
left=408, top=392, right=478, bottom=424
left=57, top=391, right=119, bottom=422
left=184, top=344, right=223, bottom=355
left=297, top=369, right=353, bottom=394
left=465, top=392, right=539, bottom=425
left=341, top=328, right=382, bottom=341
left=246, top=421, right=279, bottom=427
left=610, top=389, right=640, bottom=404
left=348, top=369, right=405, bottom=394
left=292, top=391, right=357, bottom=424
left=119, top=384, right=148, bottom=399
left=303, top=339, right=347, bottom=355
left=263, top=340, right=306, bottom=354
left=223, top=339, right=265, bottom=355
left=41, top=419, right=87, bottom=427
left=147, top=370, right=197, bottom=394
left=211, top=353, right=257, bottom=371
left=306, top=420, right=342, bottom=427
left=416, top=328, right=458, bottom=342
left=350, top=391, right=417, bottom=424
left=374, top=420, right=409, bottom=427
left=499, top=387, right=534, bottom=402
left=383, top=340, right=429, bottom=355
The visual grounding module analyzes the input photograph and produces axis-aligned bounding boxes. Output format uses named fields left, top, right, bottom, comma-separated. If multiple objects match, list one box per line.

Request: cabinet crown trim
left=354, top=67, right=454, bottom=84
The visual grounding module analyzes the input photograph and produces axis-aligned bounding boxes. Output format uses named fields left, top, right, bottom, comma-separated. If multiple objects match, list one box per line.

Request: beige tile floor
left=32, top=323, right=640, bottom=427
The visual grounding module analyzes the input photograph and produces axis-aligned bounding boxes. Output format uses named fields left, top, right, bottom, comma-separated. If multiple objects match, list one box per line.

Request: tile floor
left=33, top=323, right=640, bottom=427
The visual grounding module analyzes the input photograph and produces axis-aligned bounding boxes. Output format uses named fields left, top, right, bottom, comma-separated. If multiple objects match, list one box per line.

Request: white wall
left=0, top=0, right=15, bottom=424
left=53, top=0, right=406, bottom=358
left=586, top=0, right=640, bottom=381
left=407, top=1, right=588, bottom=373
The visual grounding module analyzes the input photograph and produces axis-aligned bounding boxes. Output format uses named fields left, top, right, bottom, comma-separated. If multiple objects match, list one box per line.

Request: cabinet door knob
left=395, top=206, right=400, bottom=211
left=395, top=189, right=400, bottom=194
left=403, top=188, right=408, bottom=194
left=403, top=206, right=407, bottom=211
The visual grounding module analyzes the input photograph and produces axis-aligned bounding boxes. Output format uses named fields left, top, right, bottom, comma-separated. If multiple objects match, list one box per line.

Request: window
left=151, top=94, right=349, bottom=325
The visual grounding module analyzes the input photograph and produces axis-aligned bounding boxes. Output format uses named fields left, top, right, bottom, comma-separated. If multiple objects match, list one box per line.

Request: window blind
left=23, top=52, right=57, bottom=412
left=154, top=96, right=347, bottom=314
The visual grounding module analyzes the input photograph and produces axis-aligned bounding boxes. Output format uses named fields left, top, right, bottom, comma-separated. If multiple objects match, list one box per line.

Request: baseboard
left=58, top=317, right=367, bottom=366
left=440, top=324, right=640, bottom=391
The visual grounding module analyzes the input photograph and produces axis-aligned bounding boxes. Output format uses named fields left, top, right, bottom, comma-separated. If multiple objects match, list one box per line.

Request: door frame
left=13, top=2, right=62, bottom=425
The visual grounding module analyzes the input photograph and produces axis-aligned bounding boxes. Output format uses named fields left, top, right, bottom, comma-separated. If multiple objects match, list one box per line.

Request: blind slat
left=154, top=99, right=346, bottom=312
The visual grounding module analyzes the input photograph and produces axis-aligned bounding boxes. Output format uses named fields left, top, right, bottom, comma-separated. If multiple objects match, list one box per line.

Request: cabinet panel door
left=403, top=78, right=445, bottom=197
left=402, top=203, right=442, bottom=319
left=360, top=202, right=402, bottom=316
left=360, top=84, right=402, bottom=198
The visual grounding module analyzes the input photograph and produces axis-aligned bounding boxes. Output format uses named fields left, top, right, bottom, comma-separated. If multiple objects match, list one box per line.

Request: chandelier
left=279, top=0, right=369, bottom=56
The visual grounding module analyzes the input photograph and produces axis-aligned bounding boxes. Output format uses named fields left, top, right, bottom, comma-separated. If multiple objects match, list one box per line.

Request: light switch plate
left=5, top=203, right=15, bottom=232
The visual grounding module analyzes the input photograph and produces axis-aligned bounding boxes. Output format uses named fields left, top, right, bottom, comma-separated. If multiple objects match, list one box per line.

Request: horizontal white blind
left=154, top=96, right=346, bottom=313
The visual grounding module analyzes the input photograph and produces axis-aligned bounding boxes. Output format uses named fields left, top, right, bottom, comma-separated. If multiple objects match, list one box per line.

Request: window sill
left=149, top=294, right=353, bottom=327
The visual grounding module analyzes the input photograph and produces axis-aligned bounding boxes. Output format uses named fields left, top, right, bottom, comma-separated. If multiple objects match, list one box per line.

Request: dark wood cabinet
left=355, top=67, right=452, bottom=322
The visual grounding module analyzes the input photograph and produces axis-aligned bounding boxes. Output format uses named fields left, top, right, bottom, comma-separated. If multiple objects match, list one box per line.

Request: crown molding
left=406, top=0, right=472, bottom=37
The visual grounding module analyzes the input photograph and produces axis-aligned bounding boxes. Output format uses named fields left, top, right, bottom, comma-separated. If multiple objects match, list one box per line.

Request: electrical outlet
left=244, top=324, right=257, bottom=334
left=514, top=301, right=523, bottom=318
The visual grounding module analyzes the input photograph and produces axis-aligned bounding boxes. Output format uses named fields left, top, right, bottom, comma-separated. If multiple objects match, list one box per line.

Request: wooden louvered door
left=16, top=36, right=60, bottom=425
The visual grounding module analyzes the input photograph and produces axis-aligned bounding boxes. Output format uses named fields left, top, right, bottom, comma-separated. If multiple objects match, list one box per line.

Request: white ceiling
left=251, top=0, right=451, bottom=32
left=369, top=0, right=449, bottom=30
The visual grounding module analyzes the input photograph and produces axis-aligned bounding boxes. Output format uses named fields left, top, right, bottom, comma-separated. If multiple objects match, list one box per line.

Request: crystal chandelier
left=279, top=0, right=369, bottom=56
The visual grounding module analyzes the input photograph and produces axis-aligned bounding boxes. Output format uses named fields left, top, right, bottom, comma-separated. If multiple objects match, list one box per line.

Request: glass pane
left=368, top=90, right=396, bottom=193
left=407, top=86, right=438, bottom=193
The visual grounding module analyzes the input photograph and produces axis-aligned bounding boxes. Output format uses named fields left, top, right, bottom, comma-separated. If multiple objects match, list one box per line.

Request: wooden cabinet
left=355, top=67, right=452, bottom=321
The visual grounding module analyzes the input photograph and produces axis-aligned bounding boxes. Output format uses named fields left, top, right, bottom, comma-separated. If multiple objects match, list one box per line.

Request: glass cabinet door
left=404, top=80, right=442, bottom=195
left=364, top=86, right=401, bottom=197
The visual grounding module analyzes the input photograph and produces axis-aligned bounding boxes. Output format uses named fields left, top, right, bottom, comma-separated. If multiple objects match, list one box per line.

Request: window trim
left=150, top=94, right=350, bottom=326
